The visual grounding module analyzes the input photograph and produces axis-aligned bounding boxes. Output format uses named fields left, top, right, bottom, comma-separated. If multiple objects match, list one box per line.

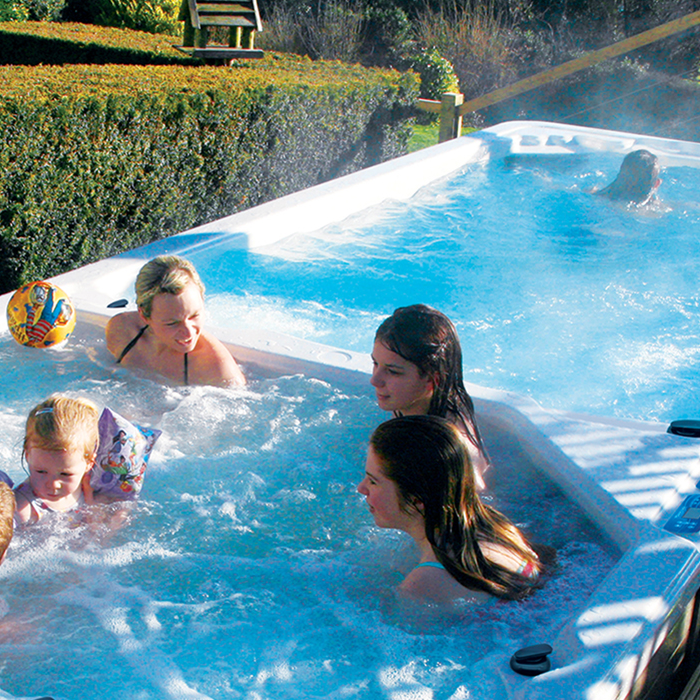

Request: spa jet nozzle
left=510, top=643, right=552, bottom=676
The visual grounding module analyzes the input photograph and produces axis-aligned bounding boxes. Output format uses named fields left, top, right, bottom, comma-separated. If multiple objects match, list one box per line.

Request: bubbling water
left=0, top=334, right=616, bottom=699
left=192, top=154, right=700, bottom=424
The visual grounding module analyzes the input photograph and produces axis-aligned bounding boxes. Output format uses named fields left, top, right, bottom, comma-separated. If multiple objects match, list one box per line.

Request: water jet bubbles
left=160, top=387, right=257, bottom=456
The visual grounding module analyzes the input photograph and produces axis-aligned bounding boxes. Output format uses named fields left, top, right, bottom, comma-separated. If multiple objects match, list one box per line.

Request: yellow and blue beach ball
left=6, top=281, right=76, bottom=348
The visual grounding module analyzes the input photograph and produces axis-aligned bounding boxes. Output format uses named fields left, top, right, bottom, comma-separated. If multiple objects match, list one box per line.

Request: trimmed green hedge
left=0, top=51, right=418, bottom=293
left=0, top=21, right=195, bottom=64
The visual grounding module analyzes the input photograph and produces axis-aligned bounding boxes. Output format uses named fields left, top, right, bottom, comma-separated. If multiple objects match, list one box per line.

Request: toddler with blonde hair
left=14, top=395, right=99, bottom=526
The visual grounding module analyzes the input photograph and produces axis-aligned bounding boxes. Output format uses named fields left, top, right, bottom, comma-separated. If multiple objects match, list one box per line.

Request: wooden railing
left=417, top=10, right=700, bottom=142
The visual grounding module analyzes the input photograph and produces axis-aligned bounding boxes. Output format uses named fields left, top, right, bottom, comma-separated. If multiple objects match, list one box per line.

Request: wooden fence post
left=439, top=93, right=464, bottom=143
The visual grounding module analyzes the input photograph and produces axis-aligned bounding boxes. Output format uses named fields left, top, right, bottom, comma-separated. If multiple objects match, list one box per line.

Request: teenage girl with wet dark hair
left=370, top=304, right=489, bottom=487
left=358, top=416, right=542, bottom=604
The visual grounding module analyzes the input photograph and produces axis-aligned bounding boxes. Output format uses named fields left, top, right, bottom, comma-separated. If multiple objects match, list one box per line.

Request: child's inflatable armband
left=91, top=408, right=161, bottom=500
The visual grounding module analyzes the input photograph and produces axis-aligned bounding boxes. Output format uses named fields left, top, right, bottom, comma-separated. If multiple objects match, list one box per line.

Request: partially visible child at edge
left=358, top=416, right=545, bottom=606
left=0, top=479, right=14, bottom=565
left=14, top=395, right=102, bottom=526
left=596, top=149, right=661, bottom=207
left=371, top=304, right=490, bottom=489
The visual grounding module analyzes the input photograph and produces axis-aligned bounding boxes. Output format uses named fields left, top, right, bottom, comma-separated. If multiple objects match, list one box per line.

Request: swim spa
left=58, top=121, right=700, bottom=425
left=2, top=121, right=700, bottom=700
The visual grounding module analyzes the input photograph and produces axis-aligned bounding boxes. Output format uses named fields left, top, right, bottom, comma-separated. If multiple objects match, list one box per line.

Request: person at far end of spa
left=596, top=149, right=661, bottom=207
left=106, top=255, right=246, bottom=388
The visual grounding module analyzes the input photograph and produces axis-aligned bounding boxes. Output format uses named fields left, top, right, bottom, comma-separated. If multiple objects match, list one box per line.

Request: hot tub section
left=23, top=310, right=700, bottom=700
left=4, top=121, right=700, bottom=700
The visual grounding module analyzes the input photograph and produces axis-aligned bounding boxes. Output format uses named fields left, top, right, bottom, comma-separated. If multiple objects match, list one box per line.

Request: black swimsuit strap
left=116, top=325, right=148, bottom=364
left=117, top=324, right=189, bottom=385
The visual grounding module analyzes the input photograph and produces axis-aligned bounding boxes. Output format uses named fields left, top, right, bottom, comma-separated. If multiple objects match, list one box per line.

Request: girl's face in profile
left=144, top=281, right=204, bottom=355
left=25, top=445, right=92, bottom=507
left=357, top=447, right=420, bottom=533
left=370, top=341, right=434, bottom=416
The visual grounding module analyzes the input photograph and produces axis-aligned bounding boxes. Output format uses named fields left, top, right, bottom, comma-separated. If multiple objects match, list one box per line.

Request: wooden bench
left=178, top=0, right=264, bottom=60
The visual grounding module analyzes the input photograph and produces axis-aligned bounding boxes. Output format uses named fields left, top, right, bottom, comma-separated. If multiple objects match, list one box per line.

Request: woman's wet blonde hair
left=135, top=255, right=205, bottom=318
left=24, top=395, right=99, bottom=462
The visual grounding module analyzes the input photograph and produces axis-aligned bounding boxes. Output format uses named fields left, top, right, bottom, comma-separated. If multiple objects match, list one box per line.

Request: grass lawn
left=408, top=122, right=440, bottom=152
left=407, top=121, right=479, bottom=153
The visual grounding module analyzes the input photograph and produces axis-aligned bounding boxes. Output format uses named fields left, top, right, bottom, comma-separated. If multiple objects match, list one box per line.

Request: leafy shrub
left=0, top=0, right=29, bottom=20
left=410, top=47, right=458, bottom=100
left=21, top=0, right=66, bottom=20
left=96, top=0, right=180, bottom=35
left=0, top=21, right=197, bottom=64
left=362, top=3, right=413, bottom=67
left=0, top=0, right=65, bottom=21
left=508, top=26, right=554, bottom=76
left=414, top=0, right=518, bottom=98
left=0, top=59, right=418, bottom=292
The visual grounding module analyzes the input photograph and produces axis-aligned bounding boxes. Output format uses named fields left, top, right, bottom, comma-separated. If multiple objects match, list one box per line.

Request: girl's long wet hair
left=375, top=304, right=485, bottom=455
left=370, top=415, right=541, bottom=600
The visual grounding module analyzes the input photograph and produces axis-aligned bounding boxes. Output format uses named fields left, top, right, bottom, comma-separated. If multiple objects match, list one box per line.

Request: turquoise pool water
left=190, top=153, right=700, bottom=424
left=0, top=333, right=616, bottom=700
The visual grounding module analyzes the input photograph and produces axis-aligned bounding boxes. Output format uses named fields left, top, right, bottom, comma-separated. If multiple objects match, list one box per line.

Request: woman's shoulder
left=445, top=411, right=481, bottom=451
left=105, top=312, right=143, bottom=354
left=191, top=330, right=246, bottom=387
left=445, top=411, right=489, bottom=488
left=400, top=563, right=491, bottom=605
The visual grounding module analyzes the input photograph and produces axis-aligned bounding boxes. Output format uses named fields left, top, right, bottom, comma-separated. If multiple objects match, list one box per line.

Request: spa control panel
left=664, top=495, right=700, bottom=534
